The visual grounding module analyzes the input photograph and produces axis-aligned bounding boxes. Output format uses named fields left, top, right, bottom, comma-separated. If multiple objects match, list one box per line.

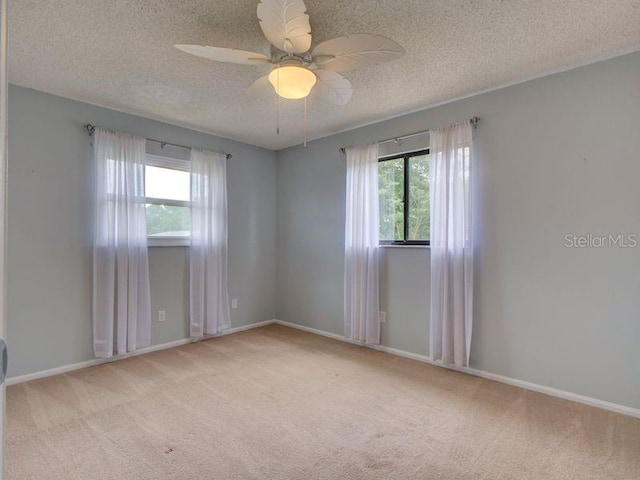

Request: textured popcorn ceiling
left=9, top=0, right=640, bottom=150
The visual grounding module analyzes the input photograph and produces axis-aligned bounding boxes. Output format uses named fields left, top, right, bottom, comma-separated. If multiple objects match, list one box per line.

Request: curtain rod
left=84, top=124, right=232, bottom=160
left=338, top=116, right=479, bottom=154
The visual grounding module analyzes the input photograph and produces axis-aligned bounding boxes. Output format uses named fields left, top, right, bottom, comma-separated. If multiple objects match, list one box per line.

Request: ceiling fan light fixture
left=268, top=65, right=317, bottom=100
left=177, top=0, right=405, bottom=107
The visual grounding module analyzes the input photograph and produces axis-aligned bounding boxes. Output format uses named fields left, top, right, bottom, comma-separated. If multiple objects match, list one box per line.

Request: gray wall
left=8, top=85, right=277, bottom=377
left=276, top=52, right=640, bottom=409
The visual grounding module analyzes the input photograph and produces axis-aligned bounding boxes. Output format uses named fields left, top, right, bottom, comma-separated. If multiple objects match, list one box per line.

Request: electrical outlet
left=231, top=298, right=238, bottom=309
left=379, top=311, right=387, bottom=323
left=158, top=310, right=166, bottom=323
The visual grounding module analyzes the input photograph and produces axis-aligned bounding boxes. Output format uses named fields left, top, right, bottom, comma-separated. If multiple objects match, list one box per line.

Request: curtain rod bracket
left=83, top=123, right=232, bottom=159
left=338, top=116, right=480, bottom=154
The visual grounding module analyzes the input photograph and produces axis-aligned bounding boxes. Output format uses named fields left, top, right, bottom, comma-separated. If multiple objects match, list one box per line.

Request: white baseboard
left=273, top=320, right=640, bottom=419
left=6, top=320, right=277, bottom=386
left=451, top=364, right=640, bottom=419
left=273, top=319, right=434, bottom=364
left=9, top=319, right=639, bottom=419
left=198, top=319, right=276, bottom=341
left=6, top=358, right=108, bottom=386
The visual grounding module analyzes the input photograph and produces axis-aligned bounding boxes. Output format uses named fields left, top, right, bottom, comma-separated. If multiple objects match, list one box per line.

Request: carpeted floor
left=7, top=324, right=640, bottom=479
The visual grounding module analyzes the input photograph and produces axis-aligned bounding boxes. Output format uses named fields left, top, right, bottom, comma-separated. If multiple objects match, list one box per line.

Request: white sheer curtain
left=429, top=120, right=474, bottom=367
left=344, top=143, right=380, bottom=344
left=93, top=128, right=151, bottom=358
left=190, top=149, right=230, bottom=338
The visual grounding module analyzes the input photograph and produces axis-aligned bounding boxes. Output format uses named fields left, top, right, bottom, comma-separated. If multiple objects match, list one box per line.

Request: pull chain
left=303, top=97, right=308, bottom=148
left=276, top=69, right=280, bottom=135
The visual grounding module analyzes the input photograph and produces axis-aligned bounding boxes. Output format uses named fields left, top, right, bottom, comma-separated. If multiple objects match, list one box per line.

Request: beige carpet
left=7, top=325, right=640, bottom=480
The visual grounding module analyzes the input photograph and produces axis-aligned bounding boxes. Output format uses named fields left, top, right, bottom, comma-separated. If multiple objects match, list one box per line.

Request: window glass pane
left=379, top=158, right=405, bottom=241
left=145, top=165, right=190, bottom=202
left=146, top=204, right=190, bottom=237
left=408, top=154, right=430, bottom=240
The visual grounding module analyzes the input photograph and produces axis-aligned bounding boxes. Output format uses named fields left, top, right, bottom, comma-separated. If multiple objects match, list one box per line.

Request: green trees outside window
left=378, top=150, right=430, bottom=244
left=146, top=204, right=190, bottom=237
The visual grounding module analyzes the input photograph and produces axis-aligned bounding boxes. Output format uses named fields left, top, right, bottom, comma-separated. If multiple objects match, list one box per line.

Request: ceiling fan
left=175, top=0, right=405, bottom=106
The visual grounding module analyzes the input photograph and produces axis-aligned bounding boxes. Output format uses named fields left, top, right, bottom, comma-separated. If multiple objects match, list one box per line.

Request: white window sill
left=148, top=237, right=190, bottom=247
left=380, top=244, right=430, bottom=249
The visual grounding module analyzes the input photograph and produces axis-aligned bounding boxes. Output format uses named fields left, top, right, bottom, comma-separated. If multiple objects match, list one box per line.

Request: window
left=145, top=154, right=190, bottom=247
left=378, top=149, right=430, bottom=245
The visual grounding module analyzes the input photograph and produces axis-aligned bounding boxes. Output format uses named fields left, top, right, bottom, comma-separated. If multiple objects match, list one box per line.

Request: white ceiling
left=9, top=0, right=640, bottom=150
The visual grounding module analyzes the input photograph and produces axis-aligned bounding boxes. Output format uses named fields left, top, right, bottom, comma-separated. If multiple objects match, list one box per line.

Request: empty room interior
left=0, top=0, right=639, bottom=478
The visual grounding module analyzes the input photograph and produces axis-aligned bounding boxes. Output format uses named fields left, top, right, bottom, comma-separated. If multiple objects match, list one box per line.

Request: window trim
left=379, top=148, right=430, bottom=246
left=148, top=236, right=190, bottom=247
left=145, top=153, right=191, bottom=247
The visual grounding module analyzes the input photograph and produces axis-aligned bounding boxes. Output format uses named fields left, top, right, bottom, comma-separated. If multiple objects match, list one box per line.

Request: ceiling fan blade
left=257, top=0, right=311, bottom=54
left=313, top=70, right=353, bottom=106
left=312, top=34, right=405, bottom=72
left=175, top=45, right=271, bottom=65
left=247, top=75, right=273, bottom=97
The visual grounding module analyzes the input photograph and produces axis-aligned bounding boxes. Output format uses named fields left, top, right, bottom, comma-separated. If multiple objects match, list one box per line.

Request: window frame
left=378, top=148, right=430, bottom=247
left=145, top=153, right=191, bottom=247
